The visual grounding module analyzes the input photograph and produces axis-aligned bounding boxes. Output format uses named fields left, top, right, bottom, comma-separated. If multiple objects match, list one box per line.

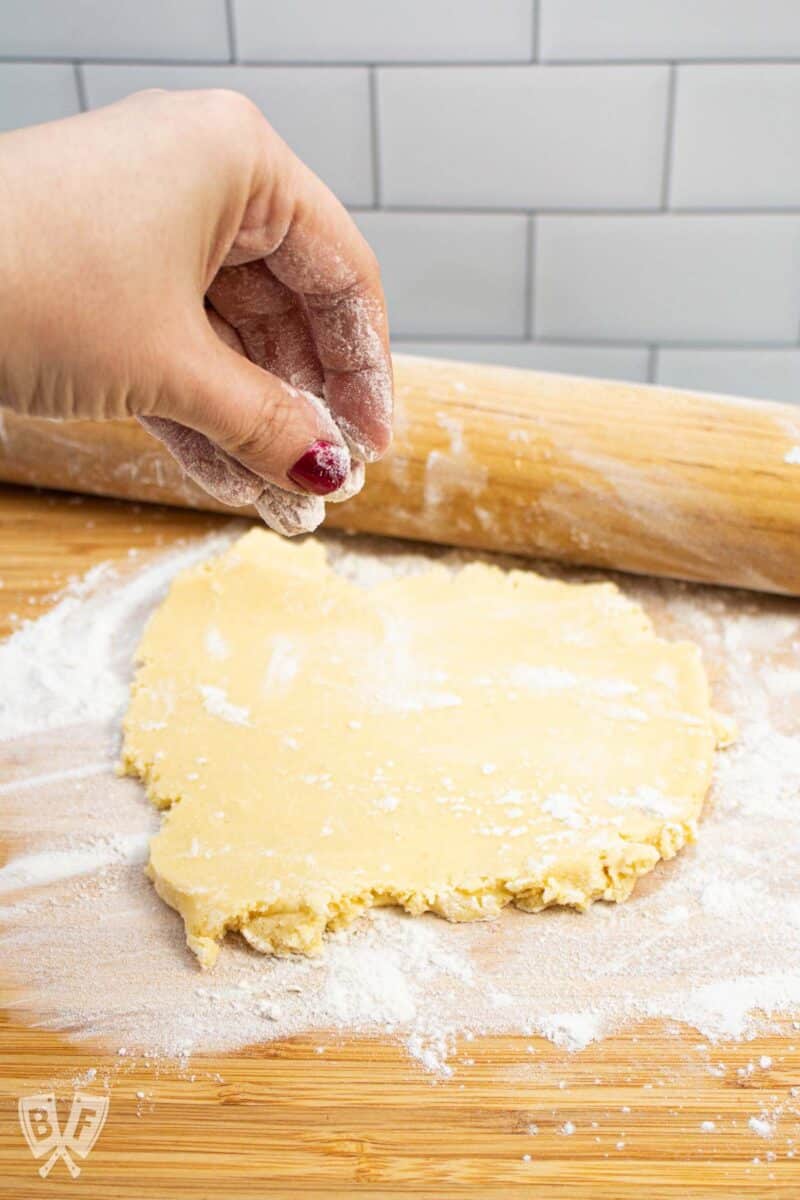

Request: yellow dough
left=122, top=530, right=730, bottom=968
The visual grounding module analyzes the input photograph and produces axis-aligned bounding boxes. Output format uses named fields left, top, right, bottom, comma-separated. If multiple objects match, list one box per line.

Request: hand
left=0, top=89, right=393, bottom=533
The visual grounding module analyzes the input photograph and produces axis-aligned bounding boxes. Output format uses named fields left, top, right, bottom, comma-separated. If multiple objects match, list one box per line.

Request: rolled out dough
left=122, top=531, right=730, bottom=968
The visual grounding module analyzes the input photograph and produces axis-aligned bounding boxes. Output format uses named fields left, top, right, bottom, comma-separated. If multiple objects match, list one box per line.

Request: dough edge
left=136, top=811, right=696, bottom=970
left=122, top=533, right=734, bottom=971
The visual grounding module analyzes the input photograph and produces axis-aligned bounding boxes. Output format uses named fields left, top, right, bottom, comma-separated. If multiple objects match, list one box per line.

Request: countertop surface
left=0, top=483, right=798, bottom=1199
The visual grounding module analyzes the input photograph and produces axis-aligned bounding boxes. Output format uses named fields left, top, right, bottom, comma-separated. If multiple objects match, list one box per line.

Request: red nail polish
left=288, top=441, right=349, bottom=496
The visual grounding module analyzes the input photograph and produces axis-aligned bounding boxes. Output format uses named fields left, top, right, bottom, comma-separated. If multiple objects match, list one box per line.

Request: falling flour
left=1, top=527, right=800, bottom=1078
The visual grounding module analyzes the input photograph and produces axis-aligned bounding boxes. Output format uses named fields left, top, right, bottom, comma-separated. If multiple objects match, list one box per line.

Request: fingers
left=139, top=413, right=327, bottom=534
left=229, top=130, right=394, bottom=462
left=270, top=220, right=393, bottom=462
left=206, top=263, right=366, bottom=502
left=326, top=459, right=365, bottom=504
left=138, top=414, right=264, bottom=506
left=164, top=316, right=351, bottom=496
left=254, top=483, right=325, bottom=537
left=207, top=260, right=324, bottom=397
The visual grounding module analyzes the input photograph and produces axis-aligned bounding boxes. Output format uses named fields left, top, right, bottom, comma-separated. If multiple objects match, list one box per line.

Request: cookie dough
left=122, top=530, right=730, bottom=968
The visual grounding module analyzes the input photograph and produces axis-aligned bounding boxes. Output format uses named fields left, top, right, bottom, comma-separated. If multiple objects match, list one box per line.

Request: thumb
left=161, top=322, right=351, bottom=496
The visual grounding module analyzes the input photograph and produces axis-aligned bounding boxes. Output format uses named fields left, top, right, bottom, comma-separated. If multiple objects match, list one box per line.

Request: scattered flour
left=541, top=793, right=584, bottom=830
left=0, top=535, right=230, bottom=740
left=204, top=626, right=229, bottom=661
left=1, top=529, right=799, bottom=1081
left=535, top=1012, right=603, bottom=1052
left=0, top=832, right=150, bottom=894
left=263, top=635, right=299, bottom=691
left=198, top=684, right=252, bottom=727
left=510, top=664, right=578, bottom=690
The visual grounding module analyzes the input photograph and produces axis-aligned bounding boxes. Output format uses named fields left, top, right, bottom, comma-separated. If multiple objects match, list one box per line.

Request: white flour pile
left=1, top=528, right=800, bottom=1078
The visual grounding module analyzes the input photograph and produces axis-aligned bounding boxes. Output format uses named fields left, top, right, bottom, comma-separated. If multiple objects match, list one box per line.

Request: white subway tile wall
left=0, top=1, right=232, bottom=62
left=0, top=63, right=80, bottom=132
left=539, top=0, right=800, bottom=62
left=2, top=1, right=800, bottom=402
left=233, top=0, right=535, bottom=63
left=656, top=348, right=800, bottom=405
left=394, top=340, right=650, bottom=383
left=82, top=64, right=374, bottom=206
left=671, top=65, right=800, bottom=209
left=378, top=66, right=669, bottom=209
left=354, top=212, right=529, bottom=337
left=535, top=215, right=800, bottom=343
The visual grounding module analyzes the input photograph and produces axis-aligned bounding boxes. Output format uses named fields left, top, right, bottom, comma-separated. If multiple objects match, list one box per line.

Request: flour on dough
left=122, top=530, right=730, bottom=968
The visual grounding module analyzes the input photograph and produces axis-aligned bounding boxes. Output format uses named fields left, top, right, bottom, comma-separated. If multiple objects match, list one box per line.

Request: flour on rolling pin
left=6, top=361, right=800, bottom=595
left=1, top=531, right=800, bottom=1083
left=140, top=382, right=367, bottom=538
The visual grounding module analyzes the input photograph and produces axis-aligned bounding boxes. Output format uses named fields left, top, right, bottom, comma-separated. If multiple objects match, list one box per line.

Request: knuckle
left=235, top=389, right=294, bottom=464
left=204, top=87, right=263, bottom=129
left=131, top=87, right=168, bottom=100
left=360, top=241, right=381, bottom=283
left=349, top=224, right=382, bottom=287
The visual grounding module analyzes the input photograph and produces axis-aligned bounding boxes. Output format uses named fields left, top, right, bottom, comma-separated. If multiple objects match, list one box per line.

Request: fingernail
left=287, top=440, right=350, bottom=496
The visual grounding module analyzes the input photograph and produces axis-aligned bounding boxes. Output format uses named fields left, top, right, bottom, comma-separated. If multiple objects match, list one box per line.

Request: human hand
left=0, top=88, right=393, bottom=533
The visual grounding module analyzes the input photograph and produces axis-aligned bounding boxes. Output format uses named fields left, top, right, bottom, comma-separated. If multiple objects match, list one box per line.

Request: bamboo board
left=0, top=484, right=798, bottom=1199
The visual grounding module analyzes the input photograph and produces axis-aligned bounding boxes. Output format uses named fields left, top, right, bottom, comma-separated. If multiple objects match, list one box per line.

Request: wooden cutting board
left=0, top=484, right=798, bottom=1199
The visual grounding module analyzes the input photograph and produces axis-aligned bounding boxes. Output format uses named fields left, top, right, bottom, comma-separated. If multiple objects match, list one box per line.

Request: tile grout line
left=660, top=63, right=678, bottom=209
left=392, top=334, right=800, bottom=350
left=350, top=204, right=800, bottom=217
left=73, top=61, right=88, bottom=111
left=224, top=0, right=238, bottom=63
left=25, top=56, right=233, bottom=68
left=525, top=215, right=536, bottom=338
left=368, top=67, right=382, bottom=209
left=647, top=346, right=658, bottom=383
left=6, top=55, right=800, bottom=68
left=6, top=49, right=797, bottom=370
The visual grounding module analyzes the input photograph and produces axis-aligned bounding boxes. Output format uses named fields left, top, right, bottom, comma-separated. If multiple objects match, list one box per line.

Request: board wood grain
left=0, top=484, right=798, bottom=1198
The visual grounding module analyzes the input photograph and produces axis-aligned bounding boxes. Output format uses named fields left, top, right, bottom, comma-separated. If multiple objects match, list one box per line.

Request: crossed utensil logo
left=18, top=1091, right=109, bottom=1179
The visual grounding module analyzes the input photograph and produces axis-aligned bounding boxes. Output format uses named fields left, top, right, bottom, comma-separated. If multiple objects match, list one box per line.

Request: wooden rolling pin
left=2, top=354, right=800, bottom=595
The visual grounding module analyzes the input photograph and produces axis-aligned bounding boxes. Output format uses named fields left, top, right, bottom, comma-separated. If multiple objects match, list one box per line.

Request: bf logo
left=18, top=1092, right=109, bottom=1179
